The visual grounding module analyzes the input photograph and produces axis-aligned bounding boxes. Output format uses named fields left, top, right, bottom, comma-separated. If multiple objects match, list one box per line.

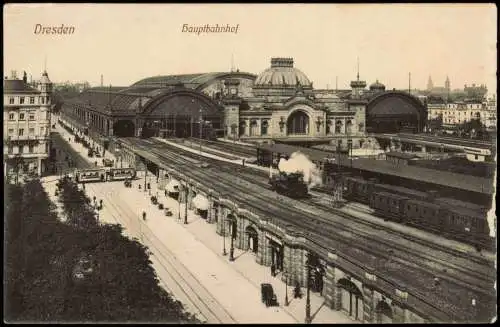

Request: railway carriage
left=440, top=205, right=490, bottom=248
left=370, top=191, right=408, bottom=222
left=402, top=199, right=443, bottom=231
left=107, top=168, right=137, bottom=181
left=344, top=176, right=373, bottom=203
left=75, top=168, right=107, bottom=183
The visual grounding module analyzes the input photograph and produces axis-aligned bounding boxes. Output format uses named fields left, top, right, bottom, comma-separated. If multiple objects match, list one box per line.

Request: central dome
left=254, top=58, right=312, bottom=87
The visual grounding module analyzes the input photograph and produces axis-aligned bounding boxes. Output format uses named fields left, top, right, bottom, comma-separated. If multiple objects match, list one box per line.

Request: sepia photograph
left=3, top=3, right=497, bottom=324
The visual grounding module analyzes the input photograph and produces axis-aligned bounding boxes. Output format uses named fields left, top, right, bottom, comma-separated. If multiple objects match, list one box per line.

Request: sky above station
left=3, top=3, right=497, bottom=94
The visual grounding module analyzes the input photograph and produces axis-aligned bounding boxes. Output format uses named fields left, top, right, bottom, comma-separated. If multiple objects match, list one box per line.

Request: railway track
left=396, top=133, right=494, bottom=148
left=52, top=132, right=235, bottom=323
left=88, top=183, right=236, bottom=324
left=121, top=138, right=496, bottom=321
left=186, top=137, right=256, bottom=157
left=145, top=139, right=495, bottom=266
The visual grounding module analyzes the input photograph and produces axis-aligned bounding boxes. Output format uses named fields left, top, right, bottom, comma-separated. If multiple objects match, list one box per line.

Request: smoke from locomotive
left=278, top=152, right=322, bottom=190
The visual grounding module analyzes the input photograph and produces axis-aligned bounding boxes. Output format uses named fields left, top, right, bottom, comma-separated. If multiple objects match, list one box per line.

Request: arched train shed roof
left=142, top=89, right=223, bottom=118
left=132, top=71, right=256, bottom=90
left=64, top=85, right=223, bottom=118
left=366, top=91, right=427, bottom=118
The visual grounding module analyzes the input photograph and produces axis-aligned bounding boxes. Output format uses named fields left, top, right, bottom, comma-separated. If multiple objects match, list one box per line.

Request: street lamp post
left=177, top=185, right=182, bottom=222
left=284, top=271, right=289, bottom=306
left=305, top=255, right=312, bottom=324
left=184, top=186, right=188, bottom=224
left=222, top=217, right=227, bottom=256
left=228, top=215, right=235, bottom=261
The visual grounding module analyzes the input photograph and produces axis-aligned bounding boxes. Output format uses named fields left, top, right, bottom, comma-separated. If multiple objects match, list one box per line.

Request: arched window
left=239, top=121, right=246, bottom=136
left=250, top=119, right=258, bottom=136
left=346, top=120, right=353, bottom=134
left=287, top=111, right=309, bottom=135
left=326, top=120, right=332, bottom=134
left=335, top=120, right=343, bottom=134
left=261, top=120, right=269, bottom=136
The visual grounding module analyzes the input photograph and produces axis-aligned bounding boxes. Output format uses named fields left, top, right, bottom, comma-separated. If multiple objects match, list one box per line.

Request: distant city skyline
left=4, top=4, right=497, bottom=94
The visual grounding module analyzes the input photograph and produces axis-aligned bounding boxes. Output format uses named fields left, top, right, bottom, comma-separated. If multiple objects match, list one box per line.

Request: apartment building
left=3, top=70, right=53, bottom=177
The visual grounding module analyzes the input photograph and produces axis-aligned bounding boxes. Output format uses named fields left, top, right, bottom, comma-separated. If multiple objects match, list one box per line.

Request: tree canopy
left=5, top=178, right=200, bottom=323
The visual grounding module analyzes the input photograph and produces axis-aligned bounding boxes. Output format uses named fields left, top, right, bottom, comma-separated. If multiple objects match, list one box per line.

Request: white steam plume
left=192, top=194, right=209, bottom=211
left=278, top=152, right=323, bottom=189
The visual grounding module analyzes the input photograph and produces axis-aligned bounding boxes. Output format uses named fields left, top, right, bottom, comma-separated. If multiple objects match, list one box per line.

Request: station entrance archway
left=113, top=120, right=135, bottom=137
left=246, top=226, right=259, bottom=254
left=337, top=278, right=364, bottom=321
left=287, top=110, right=310, bottom=135
left=376, top=300, right=393, bottom=323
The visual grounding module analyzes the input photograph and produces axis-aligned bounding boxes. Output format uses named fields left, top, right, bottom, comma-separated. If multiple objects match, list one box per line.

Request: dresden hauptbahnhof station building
left=60, top=57, right=427, bottom=151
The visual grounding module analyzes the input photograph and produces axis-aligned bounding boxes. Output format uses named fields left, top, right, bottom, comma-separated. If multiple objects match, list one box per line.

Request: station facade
left=60, top=57, right=427, bottom=151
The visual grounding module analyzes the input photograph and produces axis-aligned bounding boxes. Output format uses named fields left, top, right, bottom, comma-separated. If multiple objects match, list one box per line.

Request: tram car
left=75, top=168, right=107, bottom=183
left=269, top=171, right=309, bottom=198
left=107, top=168, right=137, bottom=181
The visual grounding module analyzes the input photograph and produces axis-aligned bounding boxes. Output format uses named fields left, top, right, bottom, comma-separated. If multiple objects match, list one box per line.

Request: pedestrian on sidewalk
left=271, top=264, right=276, bottom=277
left=294, top=281, right=302, bottom=299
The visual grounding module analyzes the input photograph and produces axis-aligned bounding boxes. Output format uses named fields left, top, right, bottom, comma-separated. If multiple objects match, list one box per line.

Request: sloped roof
left=3, top=79, right=40, bottom=94
left=369, top=96, right=422, bottom=116
left=385, top=151, right=419, bottom=159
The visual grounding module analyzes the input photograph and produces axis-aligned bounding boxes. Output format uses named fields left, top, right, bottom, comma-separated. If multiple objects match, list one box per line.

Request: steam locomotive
left=269, top=171, right=309, bottom=198
left=344, top=176, right=493, bottom=250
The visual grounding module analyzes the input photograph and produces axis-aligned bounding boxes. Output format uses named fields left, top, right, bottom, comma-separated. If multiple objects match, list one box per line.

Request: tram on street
left=75, top=168, right=107, bottom=183
left=107, top=167, right=137, bottom=181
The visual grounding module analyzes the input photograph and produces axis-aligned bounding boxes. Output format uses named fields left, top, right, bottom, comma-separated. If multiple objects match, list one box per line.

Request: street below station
left=44, top=115, right=356, bottom=324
